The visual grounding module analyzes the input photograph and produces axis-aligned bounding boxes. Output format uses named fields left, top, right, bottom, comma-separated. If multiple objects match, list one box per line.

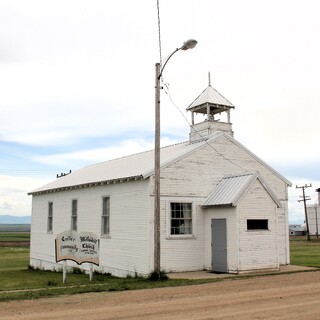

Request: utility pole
left=315, top=188, right=320, bottom=238
left=316, top=188, right=320, bottom=205
left=153, top=39, right=197, bottom=278
left=154, top=62, right=161, bottom=277
left=315, top=206, right=319, bottom=239
left=296, top=184, right=312, bottom=241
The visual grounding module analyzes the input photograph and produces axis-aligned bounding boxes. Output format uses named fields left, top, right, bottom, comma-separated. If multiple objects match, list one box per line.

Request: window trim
left=101, top=196, right=110, bottom=237
left=47, top=201, right=53, bottom=233
left=167, top=201, right=195, bottom=239
left=71, top=199, right=78, bottom=232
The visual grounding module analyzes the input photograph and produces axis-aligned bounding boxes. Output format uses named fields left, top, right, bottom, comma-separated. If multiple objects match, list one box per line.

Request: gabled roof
left=29, top=131, right=291, bottom=195
left=202, top=172, right=282, bottom=208
left=29, top=132, right=222, bottom=195
left=187, top=85, right=234, bottom=112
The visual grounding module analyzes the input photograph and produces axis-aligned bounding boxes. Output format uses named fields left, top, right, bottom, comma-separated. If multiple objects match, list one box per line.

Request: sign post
left=63, top=260, right=67, bottom=284
left=89, top=264, right=93, bottom=282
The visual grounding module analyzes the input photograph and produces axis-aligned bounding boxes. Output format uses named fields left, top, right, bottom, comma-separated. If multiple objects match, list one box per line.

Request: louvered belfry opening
left=186, top=79, right=235, bottom=142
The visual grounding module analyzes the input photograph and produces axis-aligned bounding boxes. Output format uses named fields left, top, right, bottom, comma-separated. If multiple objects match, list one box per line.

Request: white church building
left=29, top=83, right=292, bottom=277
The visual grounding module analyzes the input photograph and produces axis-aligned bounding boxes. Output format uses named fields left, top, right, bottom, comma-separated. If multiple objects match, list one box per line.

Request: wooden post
left=63, top=260, right=67, bottom=284
left=154, top=62, right=161, bottom=276
left=296, top=184, right=312, bottom=241
left=302, top=186, right=311, bottom=241
left=315, top=207, right=319, bottom=239
left=89, top=264, right=93, bottom=282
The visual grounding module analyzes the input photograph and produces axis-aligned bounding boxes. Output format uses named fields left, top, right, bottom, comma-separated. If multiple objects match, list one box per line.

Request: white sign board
left=55, top=231, right=99, bottom=265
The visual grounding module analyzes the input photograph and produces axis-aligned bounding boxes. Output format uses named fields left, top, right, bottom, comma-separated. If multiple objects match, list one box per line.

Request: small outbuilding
left=29, top=82, right=291, bottom=277
left=306, top=205, right=320, bottom=236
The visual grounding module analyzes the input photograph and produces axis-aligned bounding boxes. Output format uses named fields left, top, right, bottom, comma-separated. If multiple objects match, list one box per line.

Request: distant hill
left=0, top=215, right=31, bottom=224
left=0, top=224, right=31, bottom=232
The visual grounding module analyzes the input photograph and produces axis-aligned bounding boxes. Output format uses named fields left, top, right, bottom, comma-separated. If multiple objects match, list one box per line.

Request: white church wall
left=30, top=179, right=151, bottom=277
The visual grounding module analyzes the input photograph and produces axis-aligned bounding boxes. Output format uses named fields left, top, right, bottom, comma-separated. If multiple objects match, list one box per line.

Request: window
left=170, top=202, right=192, bottom=235
left=71, top=199, right=77, bottom=231
left=47, top=202, right=53, bottom=232
left=101, top=197, right=110, bottom=236
left=247, top=219, right=268, bottom=230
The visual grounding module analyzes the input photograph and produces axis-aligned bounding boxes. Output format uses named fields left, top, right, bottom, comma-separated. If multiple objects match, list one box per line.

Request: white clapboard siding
left=160, top=199, right=206, bottom=272
left=30, top=179, right=151, bottom=276
left=159, top=135, right=289, bottom=266
left=237, top=179, right=279, bottom=271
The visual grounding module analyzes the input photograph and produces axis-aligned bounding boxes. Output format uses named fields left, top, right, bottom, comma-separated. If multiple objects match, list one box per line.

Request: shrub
left=47, top=279, right=58, bottom=286
left=148, top=270, right=168, bottom=281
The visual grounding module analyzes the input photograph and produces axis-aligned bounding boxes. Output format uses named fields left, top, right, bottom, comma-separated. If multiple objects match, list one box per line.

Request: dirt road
left=2, top=271, right=320, bottom=320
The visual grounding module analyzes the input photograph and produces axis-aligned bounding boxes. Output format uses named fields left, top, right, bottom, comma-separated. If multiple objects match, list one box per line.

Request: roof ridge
left=208, top=85, right=234, bottom=107
left=223, top=172, right=255, bottom=179
left=84, top=139, right=189, bottom=169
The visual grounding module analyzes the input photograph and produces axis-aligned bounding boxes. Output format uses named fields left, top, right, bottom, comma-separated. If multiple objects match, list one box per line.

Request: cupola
left=187, top=73, right=235, bottom=142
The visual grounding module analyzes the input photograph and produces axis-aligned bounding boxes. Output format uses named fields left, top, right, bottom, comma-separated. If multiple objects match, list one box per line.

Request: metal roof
left=187, top=85, right=234, bottom=111
left=202, top=172, right=282, bottom=208
left=29, top=132, right=222, bottom=195
left=29, top=131, right=291, bottom=195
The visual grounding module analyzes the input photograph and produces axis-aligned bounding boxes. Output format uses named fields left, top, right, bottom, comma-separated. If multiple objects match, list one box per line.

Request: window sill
left=100, top=235, right=111, bottom=239
left=166, top=235, right=196, bottom=240
left=246, top=229, right=271, bottom=232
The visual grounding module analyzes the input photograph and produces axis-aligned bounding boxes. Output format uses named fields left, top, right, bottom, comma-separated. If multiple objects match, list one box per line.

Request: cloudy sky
left=0, top=0, right=319, bottom=222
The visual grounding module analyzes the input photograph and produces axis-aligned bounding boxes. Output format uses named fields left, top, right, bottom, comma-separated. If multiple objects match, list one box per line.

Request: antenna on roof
left=208, top=72, right=211, bottom=86
left=57, top=170, right=72, bottom=179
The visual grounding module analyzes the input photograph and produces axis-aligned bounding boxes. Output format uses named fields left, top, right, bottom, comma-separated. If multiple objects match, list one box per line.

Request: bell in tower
left=187, top=73, right=235, bottom=142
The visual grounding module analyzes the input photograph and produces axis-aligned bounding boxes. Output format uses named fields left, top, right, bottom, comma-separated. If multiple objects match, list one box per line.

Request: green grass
left=290, top=236, right=320, bottom=268
left=0, top=232, right=30, bottom=242
left=0, top=237, right=319, bottom=302
left=0, top=247, right=30, bottom=271
left=0, top=246, right=219, bottom=301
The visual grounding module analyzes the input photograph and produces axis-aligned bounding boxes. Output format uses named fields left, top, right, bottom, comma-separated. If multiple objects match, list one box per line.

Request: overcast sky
left=0, top=0, right=319, bottom=222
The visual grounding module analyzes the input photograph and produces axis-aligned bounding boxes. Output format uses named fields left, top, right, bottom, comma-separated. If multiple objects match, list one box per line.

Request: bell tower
left=187, top=73, right=235, bottom=142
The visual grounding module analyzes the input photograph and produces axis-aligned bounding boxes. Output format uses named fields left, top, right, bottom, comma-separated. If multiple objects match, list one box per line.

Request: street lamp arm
left=158, top=39, right=197, bottom=79
left=159, top=48, right=180, bottom=79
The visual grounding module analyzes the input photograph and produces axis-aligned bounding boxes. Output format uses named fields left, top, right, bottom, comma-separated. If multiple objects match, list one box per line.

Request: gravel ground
left=1, top=271, right=320, bottom=320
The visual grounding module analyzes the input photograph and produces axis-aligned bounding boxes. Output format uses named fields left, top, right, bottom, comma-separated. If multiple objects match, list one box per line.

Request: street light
left=154, top=39, right=197, bottom=277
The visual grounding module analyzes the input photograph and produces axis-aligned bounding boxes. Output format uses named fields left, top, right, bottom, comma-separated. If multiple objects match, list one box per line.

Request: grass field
left=0, top=224, right=30, bottom=232
left=0, top=247, right=99, bottom=290
left=0, top=234, right=319, bottom=301
left=0, top=232, right=30, bottom=242
left=0, top=245, right=215, bottom=302
left=290, top=236, right=320, bottom=268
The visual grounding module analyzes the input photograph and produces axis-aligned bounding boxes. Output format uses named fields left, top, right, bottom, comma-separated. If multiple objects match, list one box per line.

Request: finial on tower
left=208, top=72, right=211, bottom=86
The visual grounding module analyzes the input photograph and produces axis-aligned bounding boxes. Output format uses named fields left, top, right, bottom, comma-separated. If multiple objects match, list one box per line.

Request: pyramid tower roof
left=187, top=84, right=234, bottom=114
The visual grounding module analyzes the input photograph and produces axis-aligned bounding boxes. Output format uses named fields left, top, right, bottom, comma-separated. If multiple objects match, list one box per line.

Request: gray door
left=211, top=219, right=227, bottom=273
